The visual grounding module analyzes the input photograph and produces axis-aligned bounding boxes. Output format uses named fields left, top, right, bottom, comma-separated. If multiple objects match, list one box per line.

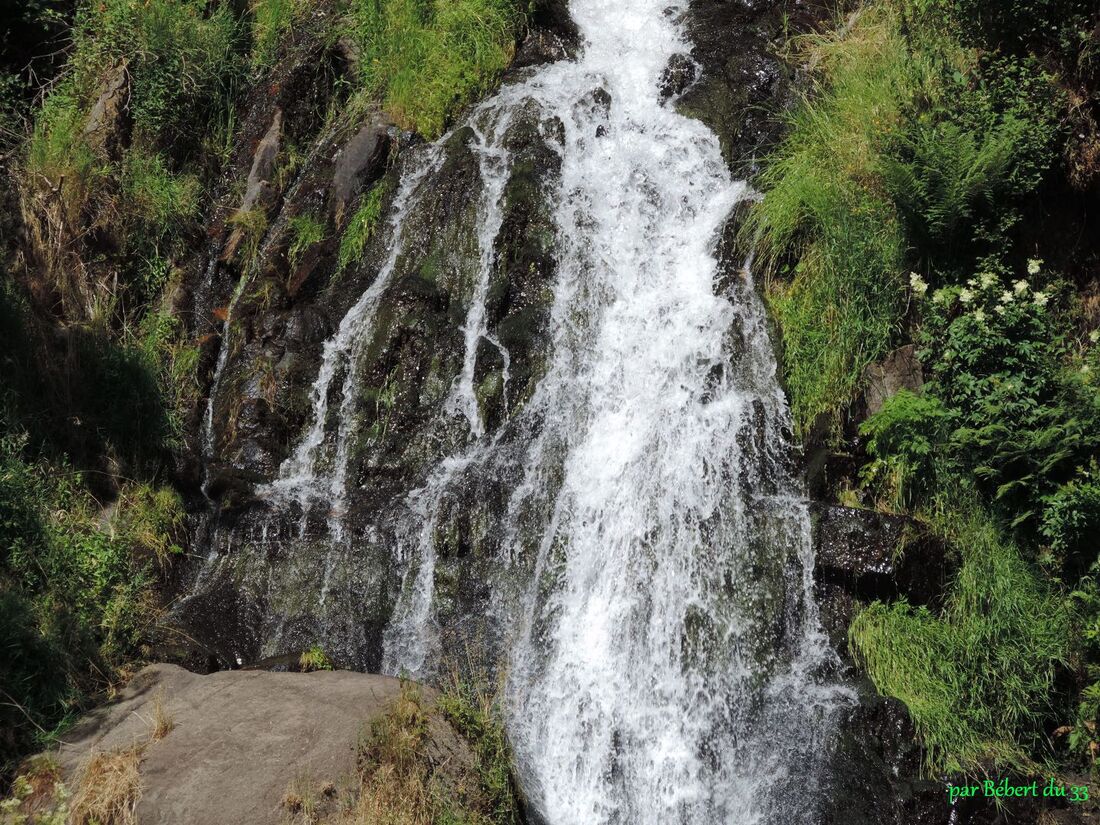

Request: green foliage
left=69, top=0, right=240, bottom=142
left=0, top=430, right=179, bottom=775
left=882, top=54, right=1061, bottom=269
left=860, top=390, right=951, bottom=509
left=228, top=208, right=271, bottom=261
left=746, top=3, right=921, bottom=433
left=298, top=644, right=333, bottom=672
left=288, top=213, right=326, bottom=266
left=249, top=0, right=300, bottom=70
left=748, top=1, right=1067, bottom=434
left=916, top=266, right=1100, bottom=541
left=338, top=182, right=388, bottom=272
left=1067, top=577, right=1100, bottom=767
left=438, top=675, right=520, bottom=825
left=851, top=501, right=1072, bottom=775
left=123, top=149, right=202, bottom=236
left=353, top=0, right=519, bottom=137
left=1040, top=466, right=1100, bottom=560
left=918, top=0, right=1092, bottom=52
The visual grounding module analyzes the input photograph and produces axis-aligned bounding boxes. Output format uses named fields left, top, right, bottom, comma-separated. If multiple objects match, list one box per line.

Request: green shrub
left=860, top=389, right=952, bottom=509
left=918, top=0, right=1092, bottom=51
left=882, top=53, right=1061, bottom=270
left=1041, top=467, right=1100, bottom=560
left=851, top=500, right=1072, bottom=774
left=0, top=431, right=177, bottom=774
left=71, top=0, right=241, bottom=142
left=299, top=644, right=334, bottom=672
left=917, top=265, right=1100, bottom=537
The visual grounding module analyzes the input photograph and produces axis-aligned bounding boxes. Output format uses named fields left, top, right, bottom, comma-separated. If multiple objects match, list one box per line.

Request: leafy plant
left=860, top=390, right=952, bottom=510
left=299, top=644, right=334, bottom=672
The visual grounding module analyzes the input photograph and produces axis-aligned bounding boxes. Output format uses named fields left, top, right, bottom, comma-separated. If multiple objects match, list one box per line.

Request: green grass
left=289, top=213, right=327, bottom=265
left=338, top=182, right=388, bottom=271
left=353, top=0, right=520, bottom=138
left=745, top=4, right=927, bottom=433
left=437, top=672, right=520, bottom=825
left=850, top=496, right=1073, bottom=775
left=250, top=0, right=301, bottom=70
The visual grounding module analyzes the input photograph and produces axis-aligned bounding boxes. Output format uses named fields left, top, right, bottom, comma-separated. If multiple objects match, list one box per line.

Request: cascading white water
left=259, top=0, right=847, bottom=820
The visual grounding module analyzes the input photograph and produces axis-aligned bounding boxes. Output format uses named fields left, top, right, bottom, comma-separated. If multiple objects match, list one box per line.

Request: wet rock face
left=659, top=53, right=699, bottom=102
left=819, top=686, right=948, bottom=825
left=330, top=115, right=393, bottom=221
left=675, top=0, right=787, bottom=175
left=675, top=0, right=837, bottom=176
left=175, top=17, right=566, bottom=668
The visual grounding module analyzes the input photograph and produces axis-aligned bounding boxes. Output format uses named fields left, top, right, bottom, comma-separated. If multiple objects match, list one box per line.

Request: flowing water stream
left=216, top=0, right=849, bottom=820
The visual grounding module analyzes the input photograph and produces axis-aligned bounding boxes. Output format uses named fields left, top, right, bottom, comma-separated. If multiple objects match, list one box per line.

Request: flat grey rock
left=53, top=664, right=454, bottom=825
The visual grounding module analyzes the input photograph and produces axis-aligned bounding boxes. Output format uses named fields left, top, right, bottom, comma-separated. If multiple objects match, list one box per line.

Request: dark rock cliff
left=167, top=1, right=983, bottom=822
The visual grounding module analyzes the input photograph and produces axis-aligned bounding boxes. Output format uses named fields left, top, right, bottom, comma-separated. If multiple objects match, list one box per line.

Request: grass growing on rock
left=850, top=498, right=1072, bottom=775
left=69, top=745, right=145, bottom=825
left=353, top=0, right=520, bottom=138
left=751, top=0, right=1098, bottom=782
left=334, top=677, right=519, bottom=825
left=338, top=181, right=388, bottom=271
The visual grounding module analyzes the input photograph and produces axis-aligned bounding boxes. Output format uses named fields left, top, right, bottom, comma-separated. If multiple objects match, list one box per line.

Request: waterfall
left=245, top=0, right=847, bottom=820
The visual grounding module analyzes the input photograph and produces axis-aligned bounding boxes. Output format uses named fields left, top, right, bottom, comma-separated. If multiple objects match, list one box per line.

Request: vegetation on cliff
left=1, top=0, right=530, bottom=780
left=751, top=0, right=1100, bottom=780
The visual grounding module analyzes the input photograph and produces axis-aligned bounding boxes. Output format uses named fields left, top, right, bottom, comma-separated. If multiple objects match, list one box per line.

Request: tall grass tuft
left=745, top=4, right=962, bottom=434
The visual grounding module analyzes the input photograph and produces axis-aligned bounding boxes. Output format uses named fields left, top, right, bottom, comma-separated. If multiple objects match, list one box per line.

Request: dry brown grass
left=280, top=772, right=345, bottom=825
left=342, top=762, right=435, bottom=825
left=330, top=683, right=438, bottom=825
left=69, top=744, right=146, bottom=825
left=150, top=688, right=175, bottom=741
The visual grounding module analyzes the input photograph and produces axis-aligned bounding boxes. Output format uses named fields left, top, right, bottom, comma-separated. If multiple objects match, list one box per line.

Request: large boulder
left=51, top=664, right=482, bottom=825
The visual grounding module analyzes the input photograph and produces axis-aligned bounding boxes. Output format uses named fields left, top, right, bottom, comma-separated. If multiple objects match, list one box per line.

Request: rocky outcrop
left=82, top=60, right=130, bottom=158
left=861, top=344, right=924, bottom=416
left=51, top=664, right=481, bottom=825
left=221, top=109, right=284, bottom=262
left=330, top=115, right=393, bottom=222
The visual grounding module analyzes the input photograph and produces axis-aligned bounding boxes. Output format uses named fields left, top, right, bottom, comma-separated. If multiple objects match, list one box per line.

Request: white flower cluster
left=920, top=261, right=1052, bottom=323
left=909, top=272, right=928, bottom=298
